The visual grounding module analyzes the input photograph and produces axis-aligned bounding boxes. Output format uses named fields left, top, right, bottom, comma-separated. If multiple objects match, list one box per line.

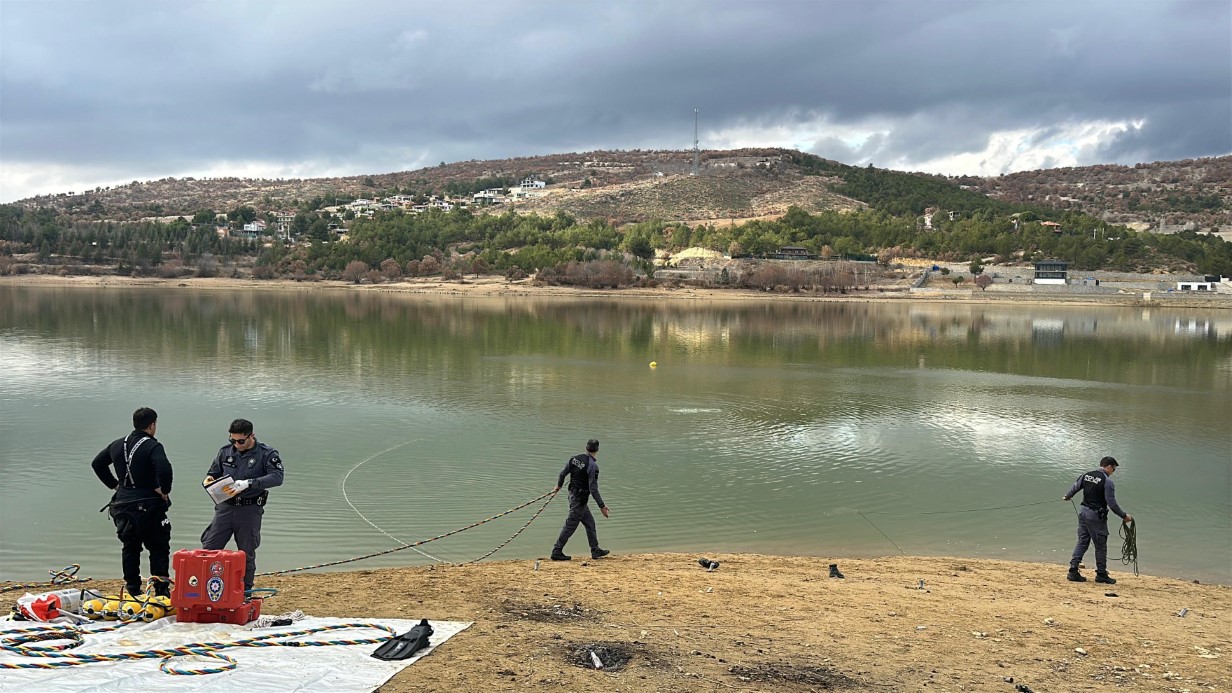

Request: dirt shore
left=4, top=273, right=1231, bottom=310
left=6, top=554, right=1227, bottom=691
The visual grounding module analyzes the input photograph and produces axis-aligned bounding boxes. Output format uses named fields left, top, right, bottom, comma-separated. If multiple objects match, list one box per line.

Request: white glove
left=232, top=479, right=252, bottom=493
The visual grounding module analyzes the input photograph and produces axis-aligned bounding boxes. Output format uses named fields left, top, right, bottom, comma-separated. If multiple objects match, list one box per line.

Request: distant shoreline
left=4, top=273, right=1230, bottom=309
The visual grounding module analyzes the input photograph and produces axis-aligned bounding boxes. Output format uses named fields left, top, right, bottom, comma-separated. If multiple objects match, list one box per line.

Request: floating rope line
left=0, top=621, right=396, bottom=673
left=857, top=511, right=905, bottom=556
left=1119, top=519, right=1139, bottom=576
left=864, top=499, right=1057, bottom=516
left=259, top=489, right=558, bottom=577
left=0, top=565, right=93, bottom=595
left=859, top=498, right=1065, bottom=557
left=341, top=439, right=443, bottom=563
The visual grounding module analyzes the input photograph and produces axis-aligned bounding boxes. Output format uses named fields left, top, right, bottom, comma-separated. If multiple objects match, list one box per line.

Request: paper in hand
left=204, top=475, right=240, bottom=505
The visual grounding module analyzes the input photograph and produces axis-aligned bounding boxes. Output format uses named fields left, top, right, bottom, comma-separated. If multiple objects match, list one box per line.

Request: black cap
left=1100, top=456, right=1119, bottom=467
left=586, top=439, right=599, bottom=453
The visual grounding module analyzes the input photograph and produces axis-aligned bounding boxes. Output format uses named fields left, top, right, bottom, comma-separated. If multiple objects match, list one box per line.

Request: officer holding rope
left=91, top=407, right=173, bottom=598
left=1062, top=456, right=1132, bottom=584
left=550, top=438, right=610, bottom=561
left=202, top=418, right=284, bottom=591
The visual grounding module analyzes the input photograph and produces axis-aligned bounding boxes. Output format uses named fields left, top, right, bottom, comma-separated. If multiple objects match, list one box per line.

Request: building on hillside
left=772, top=246, right=817, bottom=260
left=275, top=212, right=295, bottom=235
left=1177, top=279, right=1215, bottom=291
left=473, top=188, right=505, bottom=204
left=520, top=176, right=546, bottom=189
left=1041, top=221, right=1063, bottom=234
left=1033, top=259, right=1069, bottom=285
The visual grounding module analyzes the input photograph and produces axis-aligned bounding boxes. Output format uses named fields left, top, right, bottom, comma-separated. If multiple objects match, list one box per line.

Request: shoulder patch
left=271, top=456, right=283, bottom=470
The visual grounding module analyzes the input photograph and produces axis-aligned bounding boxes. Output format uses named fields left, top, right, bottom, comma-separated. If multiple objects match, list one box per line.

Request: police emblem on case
left=209, top=561, right=224, bottom=577
left=206, top=576, right=224, bottom=602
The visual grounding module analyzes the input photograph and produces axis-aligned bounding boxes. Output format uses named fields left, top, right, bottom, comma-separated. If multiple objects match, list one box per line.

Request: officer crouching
left=201, top=418, right=284, bottom=592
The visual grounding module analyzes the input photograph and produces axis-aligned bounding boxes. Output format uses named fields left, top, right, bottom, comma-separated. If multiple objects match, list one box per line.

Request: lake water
left=1, top=285, right=1229, bottom=584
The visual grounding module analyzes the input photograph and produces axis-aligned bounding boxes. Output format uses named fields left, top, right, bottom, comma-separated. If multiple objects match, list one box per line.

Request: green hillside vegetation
left=2, top=152, right=1230, bottom=281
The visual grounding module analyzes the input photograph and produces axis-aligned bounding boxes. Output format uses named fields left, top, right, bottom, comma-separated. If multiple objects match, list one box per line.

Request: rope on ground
left=0, top=621, right=396, bottom=674
left=258, top=489, right=558, bottom=577
left=0, top=565, right=92, bottom=595
left=1119, top=519, right=1139, bottom=576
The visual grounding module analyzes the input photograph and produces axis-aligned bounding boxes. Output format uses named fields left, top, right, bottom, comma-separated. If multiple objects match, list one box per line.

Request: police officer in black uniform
left=1062, top=456, right=1133, bottom=584
left=91, top=407, right=173, bottom=597
left=550, top=438, right=610, bottom=561
left=201, top=418, right=284, bottom=591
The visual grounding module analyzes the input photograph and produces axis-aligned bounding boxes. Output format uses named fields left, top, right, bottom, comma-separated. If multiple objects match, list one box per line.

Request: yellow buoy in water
left=649, top=361, right=657, bottom=368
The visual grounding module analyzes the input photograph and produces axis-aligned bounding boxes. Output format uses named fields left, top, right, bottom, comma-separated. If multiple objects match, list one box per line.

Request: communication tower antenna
left=691, top=109, right=700, bottom=175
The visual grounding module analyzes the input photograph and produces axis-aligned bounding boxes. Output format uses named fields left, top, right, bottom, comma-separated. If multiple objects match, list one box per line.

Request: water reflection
left=0, top=286, right=1228, bottom=583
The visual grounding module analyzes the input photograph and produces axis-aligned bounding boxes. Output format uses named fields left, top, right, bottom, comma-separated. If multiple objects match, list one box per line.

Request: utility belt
left=225, top=492, right=268, bottom=507
left=1081, top=503, right=1109, bottom=519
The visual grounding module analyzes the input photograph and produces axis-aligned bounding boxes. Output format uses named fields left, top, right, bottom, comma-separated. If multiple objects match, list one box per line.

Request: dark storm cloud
left=1, top=0, right=1228, bottom=201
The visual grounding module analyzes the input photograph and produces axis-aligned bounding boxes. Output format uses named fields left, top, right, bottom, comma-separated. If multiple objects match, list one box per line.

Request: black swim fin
left=371, top=618, right=433, bottom=661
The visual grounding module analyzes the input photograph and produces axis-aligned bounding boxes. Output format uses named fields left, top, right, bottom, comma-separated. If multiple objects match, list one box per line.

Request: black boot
left=591, top=548, right=610, bottom=559
left=1095, top=572, right=1117, bottom=584
left=829, top=563, right=845, bottom=579
left=550, top=551, right=571, bottom=561
left=1067, top=568, right=1087, bottom=582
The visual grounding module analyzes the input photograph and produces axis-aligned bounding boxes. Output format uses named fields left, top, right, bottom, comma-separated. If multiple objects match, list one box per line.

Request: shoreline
left=4, top=273, right=1231, bottom=309
left=4, top=553, right=1228, bottom=691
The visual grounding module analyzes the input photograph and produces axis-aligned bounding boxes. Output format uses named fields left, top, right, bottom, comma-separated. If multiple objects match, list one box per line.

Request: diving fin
left=371, top=618, right=433, bottom=661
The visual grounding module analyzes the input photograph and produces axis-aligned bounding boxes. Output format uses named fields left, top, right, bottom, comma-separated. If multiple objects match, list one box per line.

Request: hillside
left=957, top=156, right=1232, bottom=235
left=14, top=149, right=1230, bottom=231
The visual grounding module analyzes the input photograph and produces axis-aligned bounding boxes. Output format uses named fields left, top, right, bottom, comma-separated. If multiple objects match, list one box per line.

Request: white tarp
left=0, top=616, right=471, bottom=692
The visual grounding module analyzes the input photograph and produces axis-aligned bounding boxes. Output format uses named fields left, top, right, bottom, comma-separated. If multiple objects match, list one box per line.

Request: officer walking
left=201, top=419, right=284, bottom=591
left=550, top=438, right=610, bottom=561
left=91, top=407, right=173, bottom=597
left=1062, top=456, right=1133, bottom=584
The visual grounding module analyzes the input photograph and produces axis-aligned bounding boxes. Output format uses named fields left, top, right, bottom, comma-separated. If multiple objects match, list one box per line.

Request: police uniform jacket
left=207, top=439, right=284, bottom=504
left=1064, top=469, right=1127, bottom=520
left=557, top=453, right=605, bottom=508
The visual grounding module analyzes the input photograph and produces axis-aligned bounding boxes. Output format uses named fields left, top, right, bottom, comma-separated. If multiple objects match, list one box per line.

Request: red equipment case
left=171, top=549, right=263, bottom=624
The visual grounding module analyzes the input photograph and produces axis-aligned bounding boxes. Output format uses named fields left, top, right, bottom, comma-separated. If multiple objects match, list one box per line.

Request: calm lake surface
left=1, top=285, right=1229, bottom=583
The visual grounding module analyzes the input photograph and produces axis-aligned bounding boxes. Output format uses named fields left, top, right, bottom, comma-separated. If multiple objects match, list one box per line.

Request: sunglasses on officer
left=228, top=433, right=251, bottom=445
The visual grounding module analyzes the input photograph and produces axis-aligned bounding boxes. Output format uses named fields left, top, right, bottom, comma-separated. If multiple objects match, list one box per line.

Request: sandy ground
left=5, top=554, right=1228, bottom=692
left=5, top=273, right=1231, bottom=310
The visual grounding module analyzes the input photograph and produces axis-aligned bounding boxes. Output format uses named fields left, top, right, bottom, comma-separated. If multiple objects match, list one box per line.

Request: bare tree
left=419, top=255, right=441, bottom=276
left=380, top=258, right=402, bottom=280
left=342, top=260, right=369, bottom=283
left=195, top=252, right=219, bottom=278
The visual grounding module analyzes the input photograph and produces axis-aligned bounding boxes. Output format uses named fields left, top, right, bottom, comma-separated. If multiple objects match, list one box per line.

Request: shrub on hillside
left=342, top=260, right=369, bottom=283
left=537, top=260, right=633, bottom=288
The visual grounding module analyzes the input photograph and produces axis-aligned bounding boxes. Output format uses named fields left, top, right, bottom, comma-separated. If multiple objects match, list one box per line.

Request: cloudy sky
left=2, top=0, right=1229, bottom=202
